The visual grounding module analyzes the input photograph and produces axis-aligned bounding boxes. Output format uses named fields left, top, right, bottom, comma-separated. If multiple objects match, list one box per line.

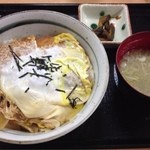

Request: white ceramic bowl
left=78, top=4, right=132, bottom=47
left=0, top=10, right=109, bottom=144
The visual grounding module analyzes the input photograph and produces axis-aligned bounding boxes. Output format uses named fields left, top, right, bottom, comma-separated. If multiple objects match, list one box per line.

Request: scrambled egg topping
left=0, top=33, right=94, bottom=132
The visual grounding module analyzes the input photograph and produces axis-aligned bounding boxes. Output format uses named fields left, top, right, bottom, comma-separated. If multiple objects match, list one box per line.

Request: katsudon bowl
left=0, top=10, right=109, bottom=144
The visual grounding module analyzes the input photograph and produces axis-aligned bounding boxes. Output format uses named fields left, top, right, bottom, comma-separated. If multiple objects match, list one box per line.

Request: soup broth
left=119, top=49, right=150, bottom=97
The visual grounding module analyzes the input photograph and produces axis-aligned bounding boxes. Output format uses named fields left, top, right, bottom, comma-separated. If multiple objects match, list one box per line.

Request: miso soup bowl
left=0, top=10, right=109, bottom=144
left=116, top=31, right=150, bottom=100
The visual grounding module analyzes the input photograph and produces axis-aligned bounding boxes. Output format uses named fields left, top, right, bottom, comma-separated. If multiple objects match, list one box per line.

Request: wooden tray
left=0, top=4, right=150, bottom=149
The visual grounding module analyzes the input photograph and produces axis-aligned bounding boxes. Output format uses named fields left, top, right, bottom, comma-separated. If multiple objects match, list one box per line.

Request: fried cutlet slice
left=0, top=35, right=37, bottom=66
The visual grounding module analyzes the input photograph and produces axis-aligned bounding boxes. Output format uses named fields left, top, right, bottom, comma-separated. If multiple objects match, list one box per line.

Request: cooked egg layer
left=0, top=33, right=94, bottom=121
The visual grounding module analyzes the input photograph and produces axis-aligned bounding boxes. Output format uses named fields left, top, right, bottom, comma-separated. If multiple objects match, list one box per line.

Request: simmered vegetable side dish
left=91, top=12, right=123, bottom=41
left=93, top=15, right=115, bottom=41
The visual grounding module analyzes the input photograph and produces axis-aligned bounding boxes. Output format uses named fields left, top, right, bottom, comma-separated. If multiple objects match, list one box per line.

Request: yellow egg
left=0, top=33, right=94, bottom=132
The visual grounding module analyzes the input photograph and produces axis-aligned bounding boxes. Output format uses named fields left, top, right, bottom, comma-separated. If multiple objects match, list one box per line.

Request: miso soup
left=119, top=49, right=150, bottom=97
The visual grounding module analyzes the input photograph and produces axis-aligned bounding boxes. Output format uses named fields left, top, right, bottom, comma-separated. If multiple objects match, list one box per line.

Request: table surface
left=0, top=3, right=150, bottom=149
left=0, top=0, right=148, bottom=3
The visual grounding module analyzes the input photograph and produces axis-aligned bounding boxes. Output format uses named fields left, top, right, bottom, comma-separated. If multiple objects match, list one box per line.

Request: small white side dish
left=0, top=10, right=109, bottom=144
left=78, top=4, right=132, bottom=46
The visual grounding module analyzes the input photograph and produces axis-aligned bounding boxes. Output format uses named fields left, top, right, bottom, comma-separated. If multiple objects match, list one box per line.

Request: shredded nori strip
left=45, top=73, right=51, bottom=76
left=66, top=84, right=77, bottom=99
left=19, top=72, right=29, bottom=78
left=22, top=60, right=33, bottom=67
left=17, top=53, right=62, bottom=89
left=37, top=65, right=49, bottom=71
left=9, top=45, right=23, bottom=71
left=46, top=80, right=52, bottom=86
left=32, top=68, right=39, bottom=77
left=29, top=72, right=52, bottom=80
left=42, top=55, right=52, bottom=61
left=66, top=84, right=80, bottom=108
left=50, top=63, right=62, bottom=72
left=19, top=71, right=52, bottom=81
left=34, top=58, right=45, bottom=65
left=8, top=45, right=23, bottom=62
left=25, top=87, right=30, bottom=93
left=62, top=74, right=67, bottom=77
left=70, top=98, right=77, bottom=108
left=55, top=89, right=66, bottom=93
